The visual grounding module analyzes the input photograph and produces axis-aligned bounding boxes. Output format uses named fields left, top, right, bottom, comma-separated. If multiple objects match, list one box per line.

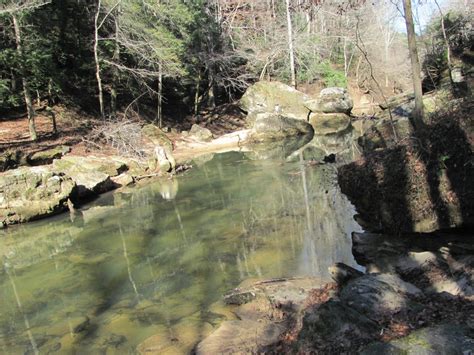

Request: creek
left=0, top=139, right=361, bottom=354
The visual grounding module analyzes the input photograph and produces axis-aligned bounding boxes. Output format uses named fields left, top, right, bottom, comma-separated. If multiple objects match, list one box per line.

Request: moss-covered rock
left=239, top=81, right=311, bottom=121
left=0, top=166, right=75, bottom=225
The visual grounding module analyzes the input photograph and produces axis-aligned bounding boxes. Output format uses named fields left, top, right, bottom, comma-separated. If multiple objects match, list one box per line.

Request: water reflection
left=0, top=139, right=360, bottom=354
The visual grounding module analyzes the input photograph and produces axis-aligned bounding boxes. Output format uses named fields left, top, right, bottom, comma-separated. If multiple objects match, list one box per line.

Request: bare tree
left=402, top=0, right=424, bottom=128
left=285, top=0, right=297, bottom=88
left=94, top=0, right=120, bottom=120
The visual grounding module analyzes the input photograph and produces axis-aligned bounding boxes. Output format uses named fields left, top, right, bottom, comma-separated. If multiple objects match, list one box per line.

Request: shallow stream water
left=0, top=144, right=361, bottom=354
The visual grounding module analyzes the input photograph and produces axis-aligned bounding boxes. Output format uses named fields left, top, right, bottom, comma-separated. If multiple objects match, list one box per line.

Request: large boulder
left=239, top=81, right=310, bottom=121
left=53, top=155, right=127, bottom=197
left=141, top=124, right=175, bottom=173
left=249, top=112, right=314, bottom=141
left=305, top=87, right=353, bottom=114
left=339, top=273, right=422, bottom=321
left=309, top=112, right=351, bottom=135
left=189, top=124, right=213, bottom=142
left=141, top=124, right=173, bottom=150
left=0, top=166, right=75, bottom=225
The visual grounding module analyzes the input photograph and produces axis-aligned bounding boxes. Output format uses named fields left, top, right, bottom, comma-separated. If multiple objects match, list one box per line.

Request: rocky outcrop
left=0, top=166, right=75, bottom=225
left=248, top=112, right=314, bottom=141
left=305, top=88, right=353, bottom=135
left=239, top=81, right=310, bottom=121
left=53, top=155, right=127, bottom=197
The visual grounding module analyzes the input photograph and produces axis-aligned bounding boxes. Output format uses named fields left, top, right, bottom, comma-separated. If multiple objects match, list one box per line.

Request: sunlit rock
left=0, top=166, right=75, bottom=225
left=53, top=155, right=127, bottom=196
left=240, top=81, right=310, bottom=121
left=305, top=87, right=353, bottom=114
left=189, top=124, right=213, bottom=142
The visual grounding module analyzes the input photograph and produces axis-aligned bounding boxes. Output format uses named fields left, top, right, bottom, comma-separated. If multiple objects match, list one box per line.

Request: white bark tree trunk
left=12, top=13, right=37, bottom=141
left=94, top=0, right=105, bottom=119
left=285, top=0, right=297, bottom=88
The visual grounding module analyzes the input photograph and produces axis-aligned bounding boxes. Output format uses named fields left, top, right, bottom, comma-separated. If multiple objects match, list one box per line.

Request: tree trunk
left=157, top=61, right=163, bottom=127
left=94, top=0, right=105, bottom=119
left=194, top=71, right=201, bottom=116
left=402, top=0, right=424, bottom=128
left=110, top=5, right=120, bottom=118
left=207, top=69, right=216, bottom=109
left=285, top=0, right=297, bottom=88
left=434, top=0, right=452, bottom=73
left=12, top=14, right=37, bottom=141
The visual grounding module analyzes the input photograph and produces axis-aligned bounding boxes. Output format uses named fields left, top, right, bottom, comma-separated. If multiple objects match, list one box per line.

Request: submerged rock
left=198, top=277, right=323, bottom=354
left=0, top=166, right=75, bottom=225
left=240, top=81, right=310, bottom=121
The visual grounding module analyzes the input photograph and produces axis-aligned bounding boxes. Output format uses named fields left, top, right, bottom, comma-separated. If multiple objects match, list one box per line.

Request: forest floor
left=0, top=103, right=246, bottom=160
left=0, top=105, right=96, bottom=157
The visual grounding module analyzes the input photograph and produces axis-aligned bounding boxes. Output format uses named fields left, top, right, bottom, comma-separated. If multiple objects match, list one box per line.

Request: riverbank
left=0, top=105, right=252, bottom=228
